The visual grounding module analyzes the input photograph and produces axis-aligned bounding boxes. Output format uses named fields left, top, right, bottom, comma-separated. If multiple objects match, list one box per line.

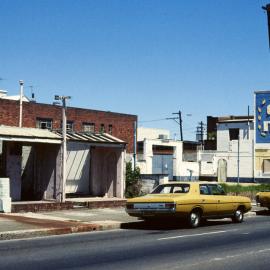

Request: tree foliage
left=125, top=162, right=142, bottom=198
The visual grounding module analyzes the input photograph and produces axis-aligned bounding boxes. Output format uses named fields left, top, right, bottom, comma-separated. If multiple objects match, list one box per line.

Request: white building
left=136, top=127, right=199, bottom=191
left=199, top=116, right=254, bottom=183
left=137, top=115, right=256, bottom=186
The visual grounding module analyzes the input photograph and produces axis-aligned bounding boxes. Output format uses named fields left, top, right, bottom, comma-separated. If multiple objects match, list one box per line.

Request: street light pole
left=262, top=4, right=270, bottom=49
left=54, top=95, right=71, bottom=202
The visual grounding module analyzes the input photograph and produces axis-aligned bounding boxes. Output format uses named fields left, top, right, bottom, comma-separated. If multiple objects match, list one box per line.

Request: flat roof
left=0, top=125, right=62, bottom=144
left=0, top=125, right=126, bottom=146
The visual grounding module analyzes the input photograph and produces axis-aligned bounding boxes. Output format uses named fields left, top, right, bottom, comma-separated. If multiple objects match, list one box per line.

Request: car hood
left=127, top=194, right=187, bottom=203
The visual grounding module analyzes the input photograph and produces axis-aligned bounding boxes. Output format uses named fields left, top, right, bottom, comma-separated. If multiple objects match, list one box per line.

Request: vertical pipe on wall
left=19, top=80, right=24, bottom=128
left=237, top=134, right=240, bottom=184
left=247, top=105, right=250, bottom=140
left=133, top=121, right=137, bottom=170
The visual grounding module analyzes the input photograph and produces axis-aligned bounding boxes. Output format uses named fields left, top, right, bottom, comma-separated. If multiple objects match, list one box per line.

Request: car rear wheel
left=232, top=208, right=244, bottom=223
left=188, top=210, right=201, bottom=228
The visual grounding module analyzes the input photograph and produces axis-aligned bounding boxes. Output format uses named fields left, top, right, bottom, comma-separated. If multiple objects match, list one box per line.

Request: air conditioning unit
left=158, top=134, right=168, bottom=140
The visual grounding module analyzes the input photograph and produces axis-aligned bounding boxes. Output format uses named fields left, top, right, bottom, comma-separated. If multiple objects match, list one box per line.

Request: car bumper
left=126, top=202, right=177, bottom=217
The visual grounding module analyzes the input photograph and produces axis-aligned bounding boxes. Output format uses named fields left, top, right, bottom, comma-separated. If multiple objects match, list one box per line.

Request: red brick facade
left=0, top=99, right=137, bottom=153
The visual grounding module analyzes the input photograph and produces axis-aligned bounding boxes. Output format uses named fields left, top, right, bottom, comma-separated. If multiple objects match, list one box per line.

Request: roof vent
left=0, top=90, right=7, bottom=98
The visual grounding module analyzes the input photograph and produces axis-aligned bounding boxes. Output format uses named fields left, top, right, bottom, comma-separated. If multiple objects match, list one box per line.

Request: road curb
left=0, top=222, right=123, bottom=241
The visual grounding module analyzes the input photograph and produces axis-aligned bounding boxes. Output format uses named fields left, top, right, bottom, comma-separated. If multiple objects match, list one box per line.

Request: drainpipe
left=133, top=121, right=137, bottom=170
left=237, top=134, right=240, bottom=184
left=19, top=80, right=24, bottom=128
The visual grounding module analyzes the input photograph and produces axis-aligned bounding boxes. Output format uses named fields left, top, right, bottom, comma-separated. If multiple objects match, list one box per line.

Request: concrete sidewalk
left=0, top=205, right=267, bottom=241
left=0, top=207, right=138, bottom=240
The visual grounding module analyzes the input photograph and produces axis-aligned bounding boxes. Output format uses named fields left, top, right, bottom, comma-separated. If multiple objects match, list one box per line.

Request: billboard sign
left=255, top=91, right=270, bottom=143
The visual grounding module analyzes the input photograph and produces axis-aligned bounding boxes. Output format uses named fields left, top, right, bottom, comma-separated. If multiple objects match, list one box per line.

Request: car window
left=200, top=185, right=210, bottom=195
left=151, top=184, right=190, bottom=194
left=208, top=184, right=225, bottom=195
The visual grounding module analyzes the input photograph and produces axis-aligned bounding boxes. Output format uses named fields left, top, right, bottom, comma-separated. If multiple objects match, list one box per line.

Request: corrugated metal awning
left=54, top=131, right=126, bottom=146
left=0, top=125, right=62, bottom=144
left=0, top=126, right=126, bottom=146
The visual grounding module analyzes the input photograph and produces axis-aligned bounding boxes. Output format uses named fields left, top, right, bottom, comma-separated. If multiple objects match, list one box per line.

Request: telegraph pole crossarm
left=167, top=110, right=183, bottom=141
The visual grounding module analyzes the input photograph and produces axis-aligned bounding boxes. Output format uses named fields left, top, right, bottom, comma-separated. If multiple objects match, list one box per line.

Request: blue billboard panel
left=255, top=91, right=270, bottom=143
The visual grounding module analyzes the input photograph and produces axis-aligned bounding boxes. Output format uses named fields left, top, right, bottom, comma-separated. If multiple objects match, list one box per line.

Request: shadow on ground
left=256, top=209, right=270, bottom=216
left=120, top=219, right=232, bottom=231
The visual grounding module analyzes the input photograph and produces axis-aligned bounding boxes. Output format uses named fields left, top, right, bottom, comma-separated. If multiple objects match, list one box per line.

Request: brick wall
left=0, top=99, right=137, bottom=153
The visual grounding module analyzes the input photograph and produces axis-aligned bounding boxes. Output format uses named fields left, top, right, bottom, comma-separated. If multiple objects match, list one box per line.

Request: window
left=208, top=184, right=225, bottom=195
left=100, top=124, right=105, bottom=133
left=229, top=128, right=239, bottom=140
left=200, top=185, right=210, bottom=195
left=61, top=121, right=74, bottom=131
left=66, top=121, right=74, bottom=131
left=83, top=123, right=95, bottom=133
left=200, top=184, right=225, bottom=195
left=151, top=184, right=190, bottom=194
left=108, top=124, right=113, bottom=135
left=36, top=118, right=53, bottom=130
left=263, top=159, right=270, bottom=174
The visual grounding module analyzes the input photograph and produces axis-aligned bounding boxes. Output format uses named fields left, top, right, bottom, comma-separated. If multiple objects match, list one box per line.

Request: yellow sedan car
left=256, top=191, right=270, bottom=209
left=126, top=182, right=251, bottom=228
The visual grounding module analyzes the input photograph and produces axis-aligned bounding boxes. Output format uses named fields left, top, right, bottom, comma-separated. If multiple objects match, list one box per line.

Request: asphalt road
left=1, top=213, right=270, bottom=270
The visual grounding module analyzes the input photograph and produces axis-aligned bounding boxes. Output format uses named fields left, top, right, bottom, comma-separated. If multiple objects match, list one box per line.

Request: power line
left=138, top=118, right=168, bottom=123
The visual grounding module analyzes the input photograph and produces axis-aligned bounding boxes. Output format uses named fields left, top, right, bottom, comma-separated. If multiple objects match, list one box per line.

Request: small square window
left=229, top=128, right=239, bottom=140
left=36, top=118, right=53, bottom=130
left=100, top=124, right=105, bottom=133
left=83, top=123, right=95, bottom=133
left=61, top=121, right=74, bottom=131
left=108, top=124, right=113, bottom=135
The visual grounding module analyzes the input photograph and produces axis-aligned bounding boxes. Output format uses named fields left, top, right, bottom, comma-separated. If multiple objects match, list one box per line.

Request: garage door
left=152, top=154, right=173, bottom=180
left=66, top=142, right=90, bottom=194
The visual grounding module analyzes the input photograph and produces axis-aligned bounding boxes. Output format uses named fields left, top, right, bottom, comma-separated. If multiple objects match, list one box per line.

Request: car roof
left=160, top=181, right=219, bottom=185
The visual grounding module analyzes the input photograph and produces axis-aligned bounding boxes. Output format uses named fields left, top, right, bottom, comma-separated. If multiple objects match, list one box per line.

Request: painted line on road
left=183, top=248, right=270, bottom=269
left=157, top=229, right=239, bottom=241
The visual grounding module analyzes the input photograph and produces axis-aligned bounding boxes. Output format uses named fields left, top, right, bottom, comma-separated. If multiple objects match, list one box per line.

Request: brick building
left=0, top=98, right=137, bottom=154
left=0, top=96, right=137, bottom=202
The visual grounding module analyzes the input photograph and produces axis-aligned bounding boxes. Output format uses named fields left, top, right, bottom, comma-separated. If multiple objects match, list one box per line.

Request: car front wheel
left=188, top=210, right=201, bottom=228
left=232, top=208, right=244, bottom=223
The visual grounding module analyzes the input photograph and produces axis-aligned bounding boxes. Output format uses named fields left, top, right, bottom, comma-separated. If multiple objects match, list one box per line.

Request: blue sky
left=0, top=0, right=270, bottom=139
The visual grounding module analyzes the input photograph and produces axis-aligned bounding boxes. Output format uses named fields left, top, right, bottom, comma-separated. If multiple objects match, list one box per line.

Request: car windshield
left=151, top=184, right=190, bottom=194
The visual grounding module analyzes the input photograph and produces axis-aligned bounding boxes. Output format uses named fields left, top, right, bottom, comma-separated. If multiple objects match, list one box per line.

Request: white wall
left=137, top=127, right=170, bottom=141
left=199, top=139, right=254, bottom=179
left=217, top=122, right=254, bottom=151
left=178, top=161, right=200, bottom=180
left=136, top=137, right=200, bottom=179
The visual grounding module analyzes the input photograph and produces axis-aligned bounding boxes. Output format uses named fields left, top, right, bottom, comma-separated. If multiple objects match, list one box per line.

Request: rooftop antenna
left=27, top=85, right=37, bottom=102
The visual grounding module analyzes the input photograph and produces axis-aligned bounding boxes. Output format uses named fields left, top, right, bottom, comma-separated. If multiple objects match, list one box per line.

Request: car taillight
left=126, top=204, right=134, bottom=209
left=165, top=203, right=175, bottom=209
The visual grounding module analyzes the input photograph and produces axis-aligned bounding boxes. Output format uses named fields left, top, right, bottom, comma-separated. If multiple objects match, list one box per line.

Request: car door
left=209, top=184, right=233, bottom=216
left=199, top=184, right=218, bottom=217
